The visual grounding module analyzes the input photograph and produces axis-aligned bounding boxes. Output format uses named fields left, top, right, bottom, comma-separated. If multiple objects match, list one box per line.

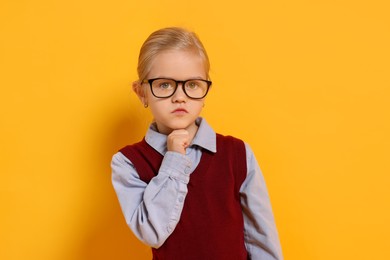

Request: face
left=140, top=50, right=208, bottom=135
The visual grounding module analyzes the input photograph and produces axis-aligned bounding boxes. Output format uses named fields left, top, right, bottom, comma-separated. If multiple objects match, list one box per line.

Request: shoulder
left=118, top=138, right=154, bottom=160
left=216, top=134, right=255, bottom=158
left=119, top=138, right=146, bottom=152
left=215, top=133, right=246, bottom=150
left=215, top=133, right=247, bottom=159
left=216, top=133, right=244, bottom=144
left=111, top=151, right=135, bottom=179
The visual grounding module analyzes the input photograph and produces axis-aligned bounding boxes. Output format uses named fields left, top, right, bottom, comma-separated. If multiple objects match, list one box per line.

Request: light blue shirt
left=111, top=117, right=283, bottom=260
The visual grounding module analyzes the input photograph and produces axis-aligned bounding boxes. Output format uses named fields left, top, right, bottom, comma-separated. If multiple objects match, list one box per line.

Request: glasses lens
left=151, top=79, right=176, bottom=98
left=184, top=80, right=209, bottom=99
left=149, top=78, right=210, bottom=99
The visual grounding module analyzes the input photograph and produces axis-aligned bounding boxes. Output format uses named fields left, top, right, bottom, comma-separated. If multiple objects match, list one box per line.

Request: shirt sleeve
left=111, top=151, right=192, bottom=248
left=240, top=143, right=284, bottom=260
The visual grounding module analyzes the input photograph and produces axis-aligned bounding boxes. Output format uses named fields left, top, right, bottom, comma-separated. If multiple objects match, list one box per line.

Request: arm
left=240, top=143, right=283, bottom=260
left=111, top=151, right=191, bottom=248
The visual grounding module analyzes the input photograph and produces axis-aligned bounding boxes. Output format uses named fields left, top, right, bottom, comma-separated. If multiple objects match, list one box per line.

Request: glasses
left=142, top=78, right=212, bottom=99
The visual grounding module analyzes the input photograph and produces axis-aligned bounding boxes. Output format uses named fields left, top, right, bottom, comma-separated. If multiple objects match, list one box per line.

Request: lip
left=172, top=108, right=188, bottom=114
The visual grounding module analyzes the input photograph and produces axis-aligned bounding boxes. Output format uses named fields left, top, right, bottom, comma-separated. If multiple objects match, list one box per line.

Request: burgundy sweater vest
left=120, top=134, right=248, bottom=260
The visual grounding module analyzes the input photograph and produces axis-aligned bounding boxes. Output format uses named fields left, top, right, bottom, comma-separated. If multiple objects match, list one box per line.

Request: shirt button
left=178, top=196, right=184, bottom=203
left=185, top=166, right=191, bottom=174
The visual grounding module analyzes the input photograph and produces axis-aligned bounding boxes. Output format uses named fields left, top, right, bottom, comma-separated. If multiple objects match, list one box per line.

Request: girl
left=111, top=27, right=283, bottom=260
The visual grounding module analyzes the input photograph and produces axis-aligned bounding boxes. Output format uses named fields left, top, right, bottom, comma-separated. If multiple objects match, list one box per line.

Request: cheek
left=191, top=101, right=205, bottom=113
left=149, top=99, right=169, bottom=113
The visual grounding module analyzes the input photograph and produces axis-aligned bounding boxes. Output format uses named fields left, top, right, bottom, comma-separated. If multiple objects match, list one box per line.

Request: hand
left=167, top=129, right=190, bottom=155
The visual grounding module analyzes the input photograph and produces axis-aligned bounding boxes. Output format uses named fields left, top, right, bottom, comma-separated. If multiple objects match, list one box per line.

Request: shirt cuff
left=160, top=151, right=192, bottom=184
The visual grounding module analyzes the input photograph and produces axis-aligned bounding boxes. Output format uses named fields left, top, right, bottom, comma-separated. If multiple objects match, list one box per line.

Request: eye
left=186, top=81, right=199, bottom=90
left=158, top=81, right=173, bottom=89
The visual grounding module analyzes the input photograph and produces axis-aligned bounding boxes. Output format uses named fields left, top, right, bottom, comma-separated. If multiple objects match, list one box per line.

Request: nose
left=172, top=83, right=187, bottom=103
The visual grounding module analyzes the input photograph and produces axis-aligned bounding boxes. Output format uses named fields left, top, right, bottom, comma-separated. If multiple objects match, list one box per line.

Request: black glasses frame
left=142, top=78, right=212, bottom=99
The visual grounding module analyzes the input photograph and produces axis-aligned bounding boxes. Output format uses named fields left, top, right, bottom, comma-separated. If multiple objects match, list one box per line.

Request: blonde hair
left=137, top=27, right=210, bottom=81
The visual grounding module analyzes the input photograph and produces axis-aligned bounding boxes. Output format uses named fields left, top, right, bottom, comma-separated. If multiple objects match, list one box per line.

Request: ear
left=132, top=80, right=148, bottom=106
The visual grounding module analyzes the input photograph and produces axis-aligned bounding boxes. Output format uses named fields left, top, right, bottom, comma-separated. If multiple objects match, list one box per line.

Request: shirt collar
left=144, top=117, right=217, bottom=155
left=191, top=117, right=217, bottom=153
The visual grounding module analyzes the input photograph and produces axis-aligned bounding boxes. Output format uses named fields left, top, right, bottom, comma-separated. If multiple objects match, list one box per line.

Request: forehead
left=148, top=50, right=207, bottom=79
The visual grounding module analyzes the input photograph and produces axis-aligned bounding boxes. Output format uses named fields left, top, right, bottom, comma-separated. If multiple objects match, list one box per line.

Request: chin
left=170, top=124, right=190, bottom=130
left=157, top=118, right=197, bottom=134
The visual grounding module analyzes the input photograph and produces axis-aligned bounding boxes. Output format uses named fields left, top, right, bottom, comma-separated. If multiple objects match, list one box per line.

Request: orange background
left=1, top=1, right=389, bottom=259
